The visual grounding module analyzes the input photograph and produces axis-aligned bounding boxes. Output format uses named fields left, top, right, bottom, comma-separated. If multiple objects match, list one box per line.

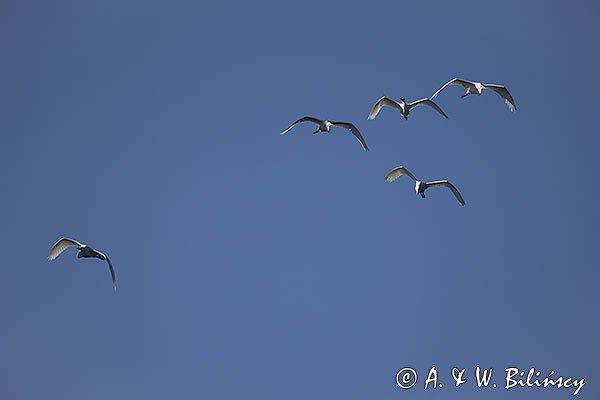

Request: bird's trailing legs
left=312, top=129, right=320, bottom=134
left=420, top=193, right=426, bottom=198
left=461, top=90, right=470, bottom=98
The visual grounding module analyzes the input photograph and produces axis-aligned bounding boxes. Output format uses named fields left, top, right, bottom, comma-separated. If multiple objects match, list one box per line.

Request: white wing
left=407, top=98, right=448, bottom=119
left=425, top=181, right=465, bottom=206
left=106, top=256, right=117, bottom=292
left=88, top=249, right=117, bottom=292
left=368, top=96, right=404, bottom=120
left=280, top=116, right=323, bottom=135
left=93, top=251, right=117, bottom=292
left=484, top=84, right=516, bottom=112
left=332, top=122, right=369, bottom=151
left=430, top=78, right=477, bottom=99
left=48, top=237, right=84, bottom=261
left=385, top=166, right=418, bottom=182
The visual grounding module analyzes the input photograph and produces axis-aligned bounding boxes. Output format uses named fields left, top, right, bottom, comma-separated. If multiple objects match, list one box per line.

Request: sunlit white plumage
left=368, top=96, right=448, bottom=121
left=430, top=78, right=516, bottom=112
left=385, top=166, right=465, bottom=206
left=48, top=237, right=117, bottom=291
left=280, top=116, right=369, bottom=151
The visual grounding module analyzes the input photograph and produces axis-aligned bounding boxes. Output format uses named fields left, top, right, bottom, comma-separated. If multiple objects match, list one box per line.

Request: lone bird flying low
left=48, top=237, right=117, bottom=291
left=385, top=166, right=465, bottom=206
left=368, top=96, right=448, bottom=121
left=430, top=78, right=516, bottom=112
left=280, top=116, right=369, bottom=151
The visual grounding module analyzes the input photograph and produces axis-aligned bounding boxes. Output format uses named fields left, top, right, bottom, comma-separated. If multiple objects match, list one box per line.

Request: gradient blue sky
left=1, top=1, right=598, bottom=399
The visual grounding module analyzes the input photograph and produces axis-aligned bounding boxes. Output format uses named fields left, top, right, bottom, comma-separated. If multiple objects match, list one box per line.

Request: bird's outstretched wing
left=430, top=78, right=476, bottom=99
left=385, top=166, right=418, bottom=182
left=331, top=122, right=369, bottom=151
left=48, top=237, right=84, bottom=261
left=484, top=84, right=516, bottom=112
left=368, top=96, right=403, bottom=120
left=426, top=181, right=465, bottom=206
left=105, top=256, right=117, bottom=292
left=92, top=250, right=117, bottom=291
left=408, top=98, right=448, bottom=119
left=280, top=116, right=323, bottom=135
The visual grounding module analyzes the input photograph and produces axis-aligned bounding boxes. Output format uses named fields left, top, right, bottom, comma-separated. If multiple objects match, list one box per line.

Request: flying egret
left=48, top=237, right=117, bottom=291
left=385, top=166, right=465, bottom=206
left=368, top=96, right=448, bottom=121
left=430, top=78, right=516, bottom=112
left=280, top=116, right=368, bottom=151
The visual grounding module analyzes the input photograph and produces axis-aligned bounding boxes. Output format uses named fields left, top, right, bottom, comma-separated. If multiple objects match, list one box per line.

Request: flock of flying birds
left=47, top=77, right=515, bottom=292
left=281, top=77, right=516, bottom=206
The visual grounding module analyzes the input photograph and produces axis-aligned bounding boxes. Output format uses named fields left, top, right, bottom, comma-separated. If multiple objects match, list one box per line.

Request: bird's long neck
left=400, top=99, right=408, bottom=112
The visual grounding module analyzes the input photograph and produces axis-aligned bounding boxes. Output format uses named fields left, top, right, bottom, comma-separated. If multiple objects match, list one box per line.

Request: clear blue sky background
left=1, top=1, right=598, bottom=399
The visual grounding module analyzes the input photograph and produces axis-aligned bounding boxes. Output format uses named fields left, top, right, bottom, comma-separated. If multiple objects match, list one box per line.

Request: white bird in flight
left=48, top=237, right=117, bottom=291
left=430, top=78, right=516, bottom=112
left=368, top=96, right=448, bottom=121
left=385, top=166, right=465, bottom=206
left=280, top=116, right=369, bottom=151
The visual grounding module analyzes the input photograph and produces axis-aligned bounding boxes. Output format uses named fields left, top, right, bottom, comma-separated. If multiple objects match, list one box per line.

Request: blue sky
left=1, top=1, right=598, bottom=399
